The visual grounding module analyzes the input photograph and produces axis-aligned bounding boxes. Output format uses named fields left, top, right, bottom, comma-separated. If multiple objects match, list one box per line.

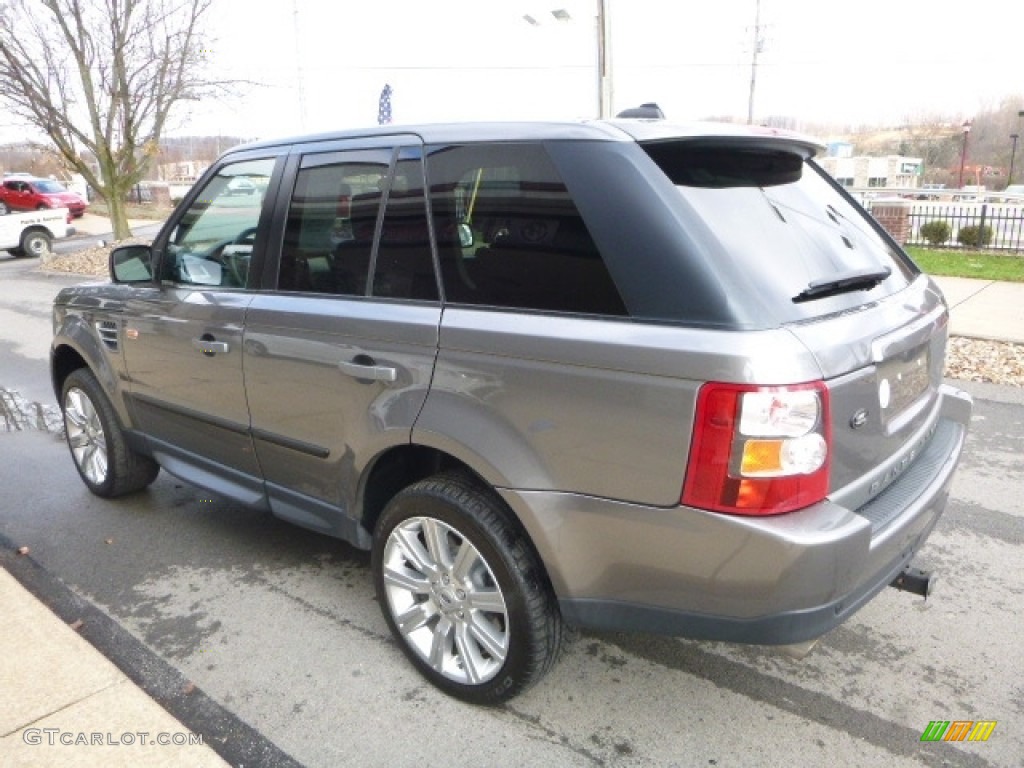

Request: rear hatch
left=630, top=130, right=949, bottom=514
left=784, top=276, right=950, bottom=518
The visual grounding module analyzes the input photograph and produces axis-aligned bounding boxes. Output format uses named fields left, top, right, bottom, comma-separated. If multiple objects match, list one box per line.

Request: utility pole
left=292, top=0, right=308, bottom=130
left=747, top=0, right=763, bottom=125
left=597, top=0, right=612, bottom=119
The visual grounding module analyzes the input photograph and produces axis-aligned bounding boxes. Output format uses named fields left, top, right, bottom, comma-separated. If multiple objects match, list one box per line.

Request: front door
left=121, top=155, right=280, bottom=503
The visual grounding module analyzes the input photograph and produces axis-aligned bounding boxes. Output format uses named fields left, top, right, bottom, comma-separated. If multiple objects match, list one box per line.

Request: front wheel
left=372, top=474, right=563, bottom=705
left=61, top=368, right=159, bottom=497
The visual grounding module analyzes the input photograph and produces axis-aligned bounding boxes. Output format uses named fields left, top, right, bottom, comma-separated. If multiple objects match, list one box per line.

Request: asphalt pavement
left=3, top=218, right=244, bottom=766
left=1, top=236, right=1022, bottom=766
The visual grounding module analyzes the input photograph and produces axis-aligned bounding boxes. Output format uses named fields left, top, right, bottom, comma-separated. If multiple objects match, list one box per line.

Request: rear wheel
left=372, top=474, right=563, bottom=705
left=61, top=368, right=159, bottom=497
left=19, top=230, right=51, bottom=258
left=0, top=201, right=9, bottom=215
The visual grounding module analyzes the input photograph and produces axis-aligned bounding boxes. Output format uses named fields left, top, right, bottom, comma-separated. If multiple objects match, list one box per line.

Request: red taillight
left=682, top=381, right=831, bottom=515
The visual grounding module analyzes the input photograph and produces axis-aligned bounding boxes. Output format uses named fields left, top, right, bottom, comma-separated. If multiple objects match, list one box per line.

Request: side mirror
left=110, top=244, right=155, bottom=283
left=457, top=222, right=474, bottom=249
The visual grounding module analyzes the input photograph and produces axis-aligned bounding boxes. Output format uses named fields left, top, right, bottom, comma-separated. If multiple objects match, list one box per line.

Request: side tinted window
left=161, top=158, right=274, bottom=288
left=278, top=148, right=437, bottom=302
left=426, top=143, right=627, bottom=316
left=279, top=150, right=389, bottom=295
left=371, top=151, right=438, bottom=301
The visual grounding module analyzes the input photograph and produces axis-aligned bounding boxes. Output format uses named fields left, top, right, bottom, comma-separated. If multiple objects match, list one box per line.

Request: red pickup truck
left=0, top=176, right=87, bottom=218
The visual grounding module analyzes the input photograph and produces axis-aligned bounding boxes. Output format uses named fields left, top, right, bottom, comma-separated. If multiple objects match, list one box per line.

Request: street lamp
left=1014, top=109, right=1024, bottom=186
left=1009, top=133, right=1020, bottom=188
left=523, top=4, right=611, bottom=119
left=957, top=120, right=971, bottom=188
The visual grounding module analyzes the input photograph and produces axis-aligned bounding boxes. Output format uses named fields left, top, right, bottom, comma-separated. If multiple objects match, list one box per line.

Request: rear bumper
left=501, top=384, right=972, bottom=645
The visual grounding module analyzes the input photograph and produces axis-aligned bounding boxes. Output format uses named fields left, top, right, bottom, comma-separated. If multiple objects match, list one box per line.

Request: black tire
left=61, top=368, right=159, bottom=497
left=372, top=473, right=563, bottom=705
left=0, top=201, right=9, bottom=215
left=19, top=230, right=51, bottom=258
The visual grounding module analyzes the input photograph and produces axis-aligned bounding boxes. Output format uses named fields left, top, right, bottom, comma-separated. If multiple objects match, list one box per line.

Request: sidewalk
left=0, top=568, right=229, bottom=767
left=930, top=276, right=1024, bottom=344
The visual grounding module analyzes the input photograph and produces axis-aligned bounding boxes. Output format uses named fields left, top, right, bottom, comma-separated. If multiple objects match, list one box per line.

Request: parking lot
left=1, top=255, right=1021, bottom=767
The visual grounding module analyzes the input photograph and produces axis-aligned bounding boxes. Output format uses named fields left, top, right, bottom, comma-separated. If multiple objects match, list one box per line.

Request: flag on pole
left=378, top=84, right=393, bottom=125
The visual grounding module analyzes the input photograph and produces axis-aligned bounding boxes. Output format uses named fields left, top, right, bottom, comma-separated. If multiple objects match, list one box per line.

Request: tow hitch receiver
left=889, top=566, right=936, bottom=598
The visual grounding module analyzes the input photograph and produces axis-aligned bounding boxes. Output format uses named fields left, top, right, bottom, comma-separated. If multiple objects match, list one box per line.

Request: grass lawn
left=86, top=200, right=172, bottom=220
left=905, top=247, right=1024, bottom=282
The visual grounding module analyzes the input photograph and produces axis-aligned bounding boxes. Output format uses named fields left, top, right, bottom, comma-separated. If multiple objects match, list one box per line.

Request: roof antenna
left=615, top=103, right=665, bottom=119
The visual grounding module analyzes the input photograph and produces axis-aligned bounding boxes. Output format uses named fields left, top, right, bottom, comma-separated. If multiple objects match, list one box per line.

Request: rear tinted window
left=641, top=142, right=917, bottom=324
left=426, top=143, right=627, bottom=317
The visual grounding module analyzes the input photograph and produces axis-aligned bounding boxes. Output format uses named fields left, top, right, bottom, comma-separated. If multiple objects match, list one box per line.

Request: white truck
left=0, top=208, right=75, bottom=257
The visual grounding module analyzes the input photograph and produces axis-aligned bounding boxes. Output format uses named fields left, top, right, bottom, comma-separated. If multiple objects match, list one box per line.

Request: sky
left=3, top=0, right=1023, bottom=144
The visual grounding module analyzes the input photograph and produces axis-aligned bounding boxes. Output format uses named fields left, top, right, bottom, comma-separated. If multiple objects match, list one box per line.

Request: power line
left=747, top=0, right=765, bottom=124
left=322, top=64, right=596, bottom=72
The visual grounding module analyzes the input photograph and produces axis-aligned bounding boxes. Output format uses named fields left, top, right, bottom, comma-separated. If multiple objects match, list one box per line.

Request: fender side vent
left=96, top=320, right=119, bottom=351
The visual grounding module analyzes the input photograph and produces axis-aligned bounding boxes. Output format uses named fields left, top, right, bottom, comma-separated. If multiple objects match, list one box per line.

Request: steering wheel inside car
left=233, top=227, right=258, bottom=246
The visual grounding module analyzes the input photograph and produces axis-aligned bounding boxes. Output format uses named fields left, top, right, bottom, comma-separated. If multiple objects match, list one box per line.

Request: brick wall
left=871, top=201, right=911, bottom=244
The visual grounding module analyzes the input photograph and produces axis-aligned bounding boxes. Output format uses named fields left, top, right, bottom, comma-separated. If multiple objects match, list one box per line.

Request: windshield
left=33, top=180, right=67, bottom=194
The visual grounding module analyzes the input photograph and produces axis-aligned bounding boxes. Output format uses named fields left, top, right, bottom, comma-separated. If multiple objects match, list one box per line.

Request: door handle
left=338, top=358, right=397, bottom=383
left=192, top=337, right=230, bottom=355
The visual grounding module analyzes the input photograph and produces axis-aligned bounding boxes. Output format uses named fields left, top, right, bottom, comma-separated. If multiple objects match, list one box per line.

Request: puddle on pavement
left=0, top=387, right=63, bottom=434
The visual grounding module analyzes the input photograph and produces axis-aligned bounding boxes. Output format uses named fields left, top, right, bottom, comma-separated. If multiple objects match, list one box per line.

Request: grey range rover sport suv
left=52, top=120, right=972, bottom=704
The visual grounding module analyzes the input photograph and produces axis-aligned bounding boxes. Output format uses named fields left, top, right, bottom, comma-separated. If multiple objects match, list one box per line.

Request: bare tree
left=0, top=0, right=223, bottom=238
left=897, top=114, right=961, bottom=184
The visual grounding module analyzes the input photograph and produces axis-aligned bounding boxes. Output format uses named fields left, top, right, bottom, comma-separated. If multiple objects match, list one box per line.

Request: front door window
left=162, top=159, right=275, bottom=288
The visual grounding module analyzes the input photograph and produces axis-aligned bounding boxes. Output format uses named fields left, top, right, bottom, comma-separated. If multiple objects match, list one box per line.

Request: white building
left=817, top=154, right=923, bottom=189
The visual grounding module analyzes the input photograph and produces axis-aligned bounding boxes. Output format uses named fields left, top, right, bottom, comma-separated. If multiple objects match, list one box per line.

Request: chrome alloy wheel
left=63, top=387, right=108, bottom=485
left=381, top=516, right=509, bottom=685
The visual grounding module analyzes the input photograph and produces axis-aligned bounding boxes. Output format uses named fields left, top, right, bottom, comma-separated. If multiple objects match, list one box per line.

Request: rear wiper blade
left=792, top=266, right=891, bottom=304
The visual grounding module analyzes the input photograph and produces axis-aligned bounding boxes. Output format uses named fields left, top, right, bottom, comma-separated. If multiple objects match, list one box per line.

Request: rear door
left=414, top=141, right=698, bottom=506
left=243, top=140, right=441, bottom=538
